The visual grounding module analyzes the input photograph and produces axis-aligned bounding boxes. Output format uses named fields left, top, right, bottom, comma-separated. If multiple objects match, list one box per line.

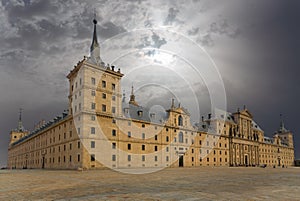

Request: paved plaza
left=1, top=167, right=300, bottom=200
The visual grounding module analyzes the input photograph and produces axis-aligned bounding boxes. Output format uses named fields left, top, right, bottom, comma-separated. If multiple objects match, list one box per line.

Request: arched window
left=178, top=115, right=183, bottom=126
left=179, top=132, right=184, bottom=143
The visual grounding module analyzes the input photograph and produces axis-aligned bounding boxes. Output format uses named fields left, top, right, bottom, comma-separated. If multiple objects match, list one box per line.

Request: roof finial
left=90, top=11, right=101, bottom=65
left=171, top=98, right=175, bottom=109
left=122, top=90, right=126, bottom=102
left=18, top=108, right=24, bottom=132
left=279, top=113, right=286, bottom=132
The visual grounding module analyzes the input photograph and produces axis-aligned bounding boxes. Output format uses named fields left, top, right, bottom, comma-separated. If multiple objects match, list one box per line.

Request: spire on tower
left=279, top=114, right=288, bottom=133
left=18, top=108, right=24, bottom=132
left=129, top=85, right=139, bottom=106
left=90, top=12, right=101, bottom=65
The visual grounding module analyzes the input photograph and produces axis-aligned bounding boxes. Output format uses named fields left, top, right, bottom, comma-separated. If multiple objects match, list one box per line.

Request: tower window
left=91, top=127, right=95, bottom=134
left=91, top=103, right=96, bottom=110
left=102, top=93, right=106, bottom=99
left=102, top=104, right=106, bottom=112
left=128, top=144, right=131, bottom=150
left=112, top=107, right=116, bottom=114
left=102, top=80, right=106, bottom=88
left=91, top=77, right=96, bottom=85
left=112, top=83, right=116, bottom=91
left=142, top=144, right=145, bottom=151
left=178, top=115, right=183, bottom=126
left=179, top=132, right=184, bottom=143
left=112, top=129, right=116, bottom=136
left=91, top=141, right=95, bottom=148
left=91, top=90, right=96, bottom=96
left=91, top=154, right=95, bottom=161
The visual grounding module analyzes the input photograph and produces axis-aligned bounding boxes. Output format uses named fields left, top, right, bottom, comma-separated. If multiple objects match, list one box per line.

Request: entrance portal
left=245, top=155, right=248, bottom=166
left=179, top=155, right=184, bottom=167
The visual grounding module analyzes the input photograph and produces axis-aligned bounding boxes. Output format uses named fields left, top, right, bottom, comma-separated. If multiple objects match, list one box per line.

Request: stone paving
left=1, top=167, right=300, bottom=200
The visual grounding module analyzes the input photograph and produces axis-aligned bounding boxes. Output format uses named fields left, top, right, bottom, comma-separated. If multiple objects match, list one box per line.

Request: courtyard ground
left=0, top=167, right=300, bottom=200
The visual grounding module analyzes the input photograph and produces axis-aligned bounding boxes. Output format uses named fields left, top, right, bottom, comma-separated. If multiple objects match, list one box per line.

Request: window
left=77, top=141, right=80, bottom=149
left=154, top=156, right=158, bottom=161
left=112, top=155, right=116, bottom=161
left=207, top=157, right=209, bottom=162
left=128, top=131, right=131, bottom=138
left=102, top=80, right=106, bottom=88
left=179, top=132, right=184, bottom=143
left=112, top=96, right=116, bottom=101
left=142, top=145, right=145, bottom=151
left=102, top=93, right=106, bottom=99
left=142, top=133, right=145, bottom=139
left=154, top=146, right=158, bottom=151
left=70, top=155, right=72, bottom=162
left=155, top=135, right=158, bottom=140
left=199, top=140, right=202, bottom=145
left=70, top=143, right=72, bottom=150
left=91, top=115, right=96, bottom=121
left=128, top=155, right=131, bottom=161
left=112, top=129, right=116, bottom=136
left=166, top=156, right=169, bottom=162
left=128, top=144, right=131, bottom=150
left=91, top=103, right=96, bottom=110
left=70, top=131, right=72, bottom=138
left=112, top=107, right=116, bottom=114
left=178, top=115, right=183, bottom=126
left=91, top=141, right=95, bottom=148
left=192, top=149, right=194, bottom=153
left=64, top=144, right=66, bottom=151
left=112, top=142, right=116, bottom=149
left=192, top=157, right=194, bottom=162
left=112, top=83, right=116, bottom=91
left=166, top=147, right=169, bottom=152
left=91, top=154, right=95, bottom=161
left=91, top=90, right=96, bottom=96
left=78, top=154, right=80, bottom=162
left=91, top=77, right=96, bottom=85
left=102, top=104, right=106, bottom=112
left=91, top=127, right=95, bottom=134
left=142, top=155, right=145, bottom=161
left=166, top=136, right=169, bottom=142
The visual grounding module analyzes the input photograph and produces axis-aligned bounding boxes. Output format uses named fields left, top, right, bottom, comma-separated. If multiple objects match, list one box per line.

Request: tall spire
left=90, top=13, right=101, bottom=65
left=279, top=114, right=288, bottom=133
left=18, top=108, right=24, bottom=132
left=129, top=85, right=139, bottom=106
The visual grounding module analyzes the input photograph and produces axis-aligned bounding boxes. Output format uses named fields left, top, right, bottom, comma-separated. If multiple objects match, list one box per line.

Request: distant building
left=7, top=18, right=295, bottom=170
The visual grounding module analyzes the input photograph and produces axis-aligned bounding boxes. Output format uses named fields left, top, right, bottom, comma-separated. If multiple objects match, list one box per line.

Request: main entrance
left=179, top=155, right=184, bottom=167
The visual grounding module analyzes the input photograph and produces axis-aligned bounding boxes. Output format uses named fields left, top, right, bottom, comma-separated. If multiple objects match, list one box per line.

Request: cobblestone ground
left=1, top=167, right=300, bottom=201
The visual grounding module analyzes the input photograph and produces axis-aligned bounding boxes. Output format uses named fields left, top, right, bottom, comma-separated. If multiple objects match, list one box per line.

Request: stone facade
left=7, top=19, right=295, bottom=170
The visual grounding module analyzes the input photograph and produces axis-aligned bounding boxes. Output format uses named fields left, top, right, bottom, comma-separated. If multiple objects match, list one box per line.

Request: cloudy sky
left=0, top=0, right=299, bottom=167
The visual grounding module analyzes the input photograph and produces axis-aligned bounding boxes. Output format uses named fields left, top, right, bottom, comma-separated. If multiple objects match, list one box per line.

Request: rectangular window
left=154, top=156, right=158, bottom=161
left=166, top=147, right=169, bottom=152
left=91, top=90, right=96, bottom=96
left=112, top=96, right=116, bottom=101
left=128, top=131, right=131, bottom=138
left=91, top=154, right=95, bottom=162
left=112, top=129, right=116, bottom=136
left=102, top=104, right=106, bottom=112
left=166, top=156, right=169, bottom=161
left=128, top=144, right=131, bottom=150
left=78, top=154, right=80, bottom=162
left=154, top=146, right=158, bottom=151
left=112, top=155, right=116, bottom=161
left=91, top=141, right=95, bottom=148
left=142, top=144, right=145, bottom=151
left=102, top=80, right=106, bottom=88
left=142, top=155, right=145, bottom=161
left=112, top=142, right=116, bottom=149
left=70, top=155, right=72, bottom=162
left=77, top=141, right=80, bottom=149
left=207, top=157, right=209, bottom=162
left=142, top=133, right=145, bottom=139
left=166, top=136, right=169, bottom=142
left=155, top=135, right=158, bottom=141
left=102, top=93, right=106, bottom=99
left=128, top=155, right=131, bottom=161
left=91, top=103, right=96, bottom=110
left=70, top=131, right=72, bottom=138
left=192, top=157, right=194, bottom=162
left=69, top=143, right=72, bottom=150
left=112, top=107, right=116, bottom=114
left=64, top=144, right=66, bottom=151
left=112, top=83, right=116, bottom=91
left=91, top=127, right=95, bottom=134
left=91, top=77, right=96, bottom=85
left=91, top=115, right=96, bottom=121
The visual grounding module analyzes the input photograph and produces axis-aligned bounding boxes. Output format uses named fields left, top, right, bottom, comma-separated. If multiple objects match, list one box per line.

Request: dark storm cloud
left=164, top=7, right=180, bottom=25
